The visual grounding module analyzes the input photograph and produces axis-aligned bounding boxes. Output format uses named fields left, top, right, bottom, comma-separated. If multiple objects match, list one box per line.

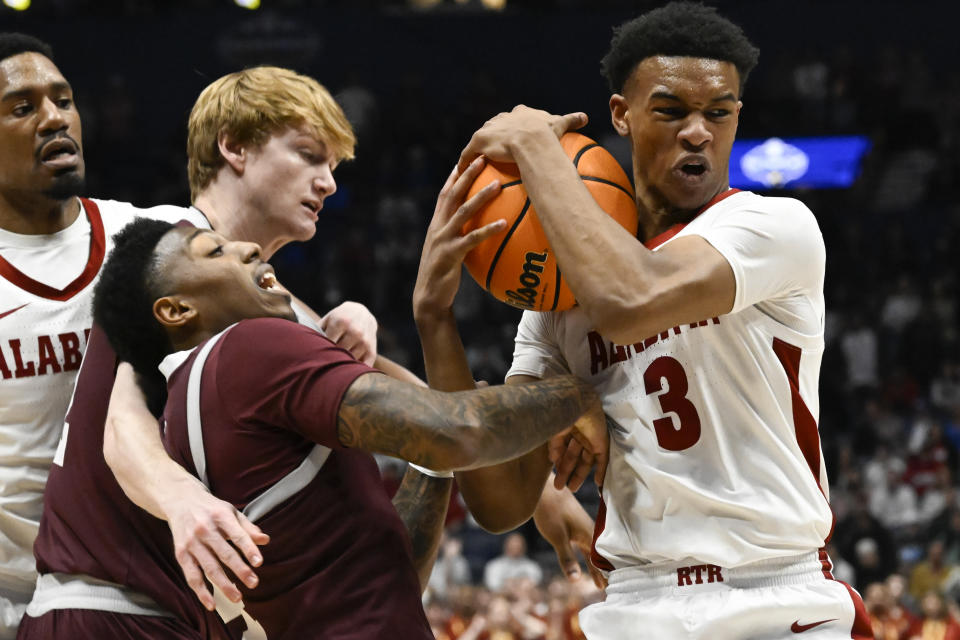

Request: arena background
left=3, top=1, right=959, bottom=637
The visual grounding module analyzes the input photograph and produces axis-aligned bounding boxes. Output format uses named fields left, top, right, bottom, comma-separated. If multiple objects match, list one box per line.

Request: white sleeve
left=135, top=204, right=210, bottom=228
left=699, top=197, right=825, bottom=314
left=506, top=310, right=570, bottom=381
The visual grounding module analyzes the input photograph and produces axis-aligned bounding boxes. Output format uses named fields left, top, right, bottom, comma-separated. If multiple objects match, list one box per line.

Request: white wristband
left=409, top=463, right=454, bottom=479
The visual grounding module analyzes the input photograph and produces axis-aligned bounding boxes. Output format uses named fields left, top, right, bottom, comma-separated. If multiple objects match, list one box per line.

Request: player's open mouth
left=681, top=164, right=707, bottom=176
left=301, top=201, right=320, bottom=218
left=38, top=138, right=79, bottom=170
left=673, top=154, right=711, bottom=185
left=256, top=269, right=280, bottom=292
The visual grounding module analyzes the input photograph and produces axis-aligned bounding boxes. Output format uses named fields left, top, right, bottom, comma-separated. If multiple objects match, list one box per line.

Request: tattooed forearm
left=337, top=373, right=598, bottom=470
left=392, top=468, right=452, bottom=591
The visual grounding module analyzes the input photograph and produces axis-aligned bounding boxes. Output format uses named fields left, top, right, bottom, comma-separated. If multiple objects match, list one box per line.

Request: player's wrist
left=413, top=304, right=455, bottom=329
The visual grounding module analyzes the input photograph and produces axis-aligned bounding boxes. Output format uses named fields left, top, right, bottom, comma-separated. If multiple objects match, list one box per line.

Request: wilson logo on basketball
left=461, top=132, right=637, bottom=312
left=505, top=250, right=548, bottom=309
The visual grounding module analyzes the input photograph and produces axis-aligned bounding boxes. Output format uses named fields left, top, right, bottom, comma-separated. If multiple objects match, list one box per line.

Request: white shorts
left=579, top=552, right=871, bottom=640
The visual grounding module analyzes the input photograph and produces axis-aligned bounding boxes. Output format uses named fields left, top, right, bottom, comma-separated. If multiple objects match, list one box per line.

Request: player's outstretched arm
left=104, top=363, right=268, bottom=611
left=336, top=372, right=603, bottom=473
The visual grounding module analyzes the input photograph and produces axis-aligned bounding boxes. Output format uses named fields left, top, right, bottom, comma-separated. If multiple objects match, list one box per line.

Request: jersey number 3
left=643, top=356, right=701, bottom=450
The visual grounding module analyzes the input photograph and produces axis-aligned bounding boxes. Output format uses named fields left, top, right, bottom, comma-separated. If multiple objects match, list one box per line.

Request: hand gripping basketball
left=461, top=132, right=637, bottom=311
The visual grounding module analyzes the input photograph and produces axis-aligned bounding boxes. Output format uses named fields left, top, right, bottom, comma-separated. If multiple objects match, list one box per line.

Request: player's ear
left=609, top=94, right=630, bottom=137
left=153, top=296, right=197, bottom=329
left=217, top=129, right=246, bottom=175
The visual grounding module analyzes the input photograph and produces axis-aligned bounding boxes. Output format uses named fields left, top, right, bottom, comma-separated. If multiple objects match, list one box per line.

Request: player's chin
left=293, top=217, right=319, bottom=241
left=269, top=296, right=297, bottom=322
left=668, top=181, right=720, bottom=211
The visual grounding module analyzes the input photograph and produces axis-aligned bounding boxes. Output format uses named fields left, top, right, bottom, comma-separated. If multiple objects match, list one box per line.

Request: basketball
left=461, top=132, right=637, bottom=312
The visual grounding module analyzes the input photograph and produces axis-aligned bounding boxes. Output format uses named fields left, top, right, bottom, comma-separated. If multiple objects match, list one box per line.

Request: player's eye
left=11, top=103, right=33, bottom=117
left=208, top=245, right=224, bottom=257
left=707, top=109, right=730, bottom=118
left=56, top=98, right=73, bottom=109
left=654, top=107, right=685, bottom=118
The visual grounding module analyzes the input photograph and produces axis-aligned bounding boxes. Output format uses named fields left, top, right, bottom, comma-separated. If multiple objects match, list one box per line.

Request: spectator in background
left=887, top=573, right=920, bottom=625
left=931, top=505, right=960, bottom=564
left=855, top=538, right=894, bottom=590
left=910, top=540, right=956, bottom=602
left=931, top=360, right=960, bottom=417
left=838, top=501, right=899, bottom=588
left=841, top=310, right=880, bottom=400
left=918, top=468, right=955, bottom=527
left=864, top=581, right=916, bottom=640
left=904, top=422, right=953, bottom=499
left=881, top=275, right=923, bottom=338
left=483, top=533, right=543, bottom=593
left=869, top=463, right=920, bottom=530
left=456, top=593, right=547, bottom=640
left=428, top=534, right=473, bottom=602
left=907, top=591, right=960, bottom=640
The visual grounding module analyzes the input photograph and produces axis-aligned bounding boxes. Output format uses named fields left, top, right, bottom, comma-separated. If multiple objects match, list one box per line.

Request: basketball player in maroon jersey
left=5, top=49, right=397, bottom=638
left=88, top=217, right=607, bottom=639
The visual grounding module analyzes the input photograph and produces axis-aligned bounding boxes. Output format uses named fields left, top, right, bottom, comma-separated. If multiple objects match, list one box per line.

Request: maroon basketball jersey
left=161, top=318, right=433, bottom=640
left=32, top=325, right=227, bottom=638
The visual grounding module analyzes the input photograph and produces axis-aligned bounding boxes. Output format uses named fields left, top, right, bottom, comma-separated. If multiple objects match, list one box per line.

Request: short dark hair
left=93, top=218, right=176, bottom=414
left=601, top=2, right=760, bottom=96
left=0, top=33, right=54, bottom=64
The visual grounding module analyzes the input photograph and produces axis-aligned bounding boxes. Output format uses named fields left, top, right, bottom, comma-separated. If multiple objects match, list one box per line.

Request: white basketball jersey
left=508, top=190, right=832, bottom=570
left=0, top=197, right=206, bottom=618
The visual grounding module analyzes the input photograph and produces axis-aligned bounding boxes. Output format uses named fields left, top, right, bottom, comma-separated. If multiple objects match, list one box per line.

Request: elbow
left=414, top=423, right=484, bottom=472
left=586, top=298, right=655, bottom=347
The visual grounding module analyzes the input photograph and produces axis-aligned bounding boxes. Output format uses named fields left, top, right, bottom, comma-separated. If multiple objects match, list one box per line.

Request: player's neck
left=193, top=188, right=283, bottom=260
left=168, top=324, right=218, bottom=355
left=635, top=186, right=728, bottom=242
left=0, top=194, right=81, bottom=235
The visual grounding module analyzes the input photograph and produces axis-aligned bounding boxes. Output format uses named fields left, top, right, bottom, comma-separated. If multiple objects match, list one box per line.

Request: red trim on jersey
left=771, top=338, right=823, bottom=489
left=0, top=198, right=106, bottom=301
left=589, top=489, right=615, bottom=572
left=643, top=188, right=742, bottom=249
left=840, top=581, right=873, bottom=639
left=773, top=337, right=837, bottom=542
left=818, top=548, right=835, bottom=580
left=818, top=548, right=871, bottom=638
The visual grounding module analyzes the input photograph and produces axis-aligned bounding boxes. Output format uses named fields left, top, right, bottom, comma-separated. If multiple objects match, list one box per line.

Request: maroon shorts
left=17, top=609, right=202, bottom=639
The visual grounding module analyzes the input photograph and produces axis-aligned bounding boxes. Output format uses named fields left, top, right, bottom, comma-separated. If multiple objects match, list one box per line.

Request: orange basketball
left=462, top=132, right=637, bottom=311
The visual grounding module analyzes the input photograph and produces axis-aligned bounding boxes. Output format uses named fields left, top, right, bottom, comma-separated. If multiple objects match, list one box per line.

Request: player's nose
left=230, top=241, right=262, bottom=263
left=37, top=96, right=68, bottom=135
left=313, top=165, right=337, bottom=199
left=678, top=113, right=712, bottom=150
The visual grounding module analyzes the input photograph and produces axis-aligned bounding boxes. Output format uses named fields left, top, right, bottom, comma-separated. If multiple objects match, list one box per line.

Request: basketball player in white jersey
left=418, top=2, right=873, bottom=638
left=0, top=34, right=377, bottom=637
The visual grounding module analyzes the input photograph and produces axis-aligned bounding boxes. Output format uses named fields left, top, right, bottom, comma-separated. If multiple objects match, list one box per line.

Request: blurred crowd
left=11, top=6, right=959, bottom=638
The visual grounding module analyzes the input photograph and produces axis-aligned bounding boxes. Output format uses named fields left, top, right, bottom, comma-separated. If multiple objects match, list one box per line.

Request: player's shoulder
left=225, top=317, right=324, bottom=351
left=726, top=190, right=815, bottom=220
left=720, top=191, right=821, bottom=236
left=88, top=198, right=208, bottom=232
left=227, top=316, right=301, bottom=337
